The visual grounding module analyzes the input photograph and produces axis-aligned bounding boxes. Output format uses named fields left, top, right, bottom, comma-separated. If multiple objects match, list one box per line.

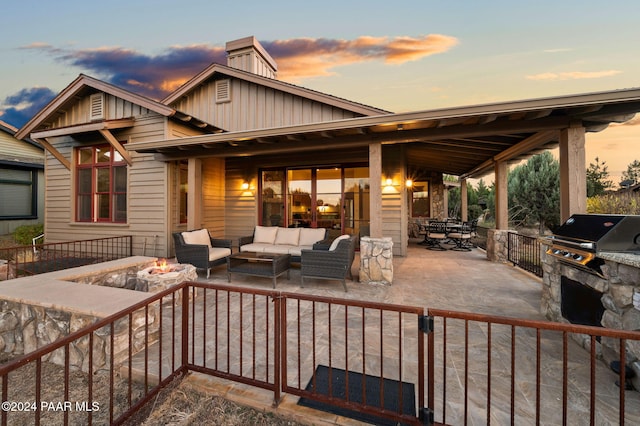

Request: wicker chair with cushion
left=300, top=235, right=356, bottom=292
left=173, top=229, right=232, bottom=278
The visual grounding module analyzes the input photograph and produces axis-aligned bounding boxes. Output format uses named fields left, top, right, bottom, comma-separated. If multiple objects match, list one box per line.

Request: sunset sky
left=1, top=0, right=639, bottom=183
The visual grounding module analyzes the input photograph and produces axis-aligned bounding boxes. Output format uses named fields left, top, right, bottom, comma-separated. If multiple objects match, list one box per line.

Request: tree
left=508, top=151, right=560, bottom=234
left=620, top=159, right=640, bottom=187
left=586, top=157, right=613, bottom=197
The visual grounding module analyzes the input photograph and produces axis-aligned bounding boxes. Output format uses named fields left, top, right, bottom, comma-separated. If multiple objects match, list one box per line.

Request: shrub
left=587, top=192, right=640, bottom=214
left=13, top=224, right=44, bottom=245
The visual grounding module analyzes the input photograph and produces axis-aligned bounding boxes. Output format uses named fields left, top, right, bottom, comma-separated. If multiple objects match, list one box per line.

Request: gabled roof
left=162, top=63, right=390, bottom=117
left=16, top=74, right=221, bottom=140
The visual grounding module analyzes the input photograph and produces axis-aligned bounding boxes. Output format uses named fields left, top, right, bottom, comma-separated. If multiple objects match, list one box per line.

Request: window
left=0, top=166, right=37, bottom=218
left=76, top=145, right=127, bottom=223
left=410, top=181, right=430, bottom=217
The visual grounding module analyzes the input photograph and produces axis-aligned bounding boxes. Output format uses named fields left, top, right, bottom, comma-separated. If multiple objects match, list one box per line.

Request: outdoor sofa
left=173, top=229, right=232, bottom=278
left=238, top=226, right=328, bottom=262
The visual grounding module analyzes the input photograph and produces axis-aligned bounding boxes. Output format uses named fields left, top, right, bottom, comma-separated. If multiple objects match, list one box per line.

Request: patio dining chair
left=425, top=221, right=448, bottom=251
left=448, top=221, right=473, bottom=251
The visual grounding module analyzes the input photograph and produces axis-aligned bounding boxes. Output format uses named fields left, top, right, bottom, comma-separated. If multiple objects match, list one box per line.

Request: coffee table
left=226, top=252, right=291, bottom=288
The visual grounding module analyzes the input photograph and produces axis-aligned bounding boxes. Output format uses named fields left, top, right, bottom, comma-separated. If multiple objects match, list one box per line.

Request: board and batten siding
left=170, top=78, right=362, bottom=132
left=48, top=93, right=152, bottom=128
left=42, top=114, right=173, bottom=257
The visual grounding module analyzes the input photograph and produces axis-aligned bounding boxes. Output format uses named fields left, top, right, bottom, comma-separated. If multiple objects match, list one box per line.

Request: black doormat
left=297, top=365, right=416, bottom=425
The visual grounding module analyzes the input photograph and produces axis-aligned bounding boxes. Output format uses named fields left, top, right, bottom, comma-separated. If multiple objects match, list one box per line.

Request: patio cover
left=127, top=88, right=640, bottom=179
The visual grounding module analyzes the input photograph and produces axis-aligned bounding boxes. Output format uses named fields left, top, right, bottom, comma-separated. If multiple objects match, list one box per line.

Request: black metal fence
left=0, top=236, right=133, bottom=280
left=507, top=232, right=543, bottom=277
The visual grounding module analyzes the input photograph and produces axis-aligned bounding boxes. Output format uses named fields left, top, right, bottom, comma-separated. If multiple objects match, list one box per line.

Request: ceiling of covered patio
left=128, top=88, right=640, bottom=179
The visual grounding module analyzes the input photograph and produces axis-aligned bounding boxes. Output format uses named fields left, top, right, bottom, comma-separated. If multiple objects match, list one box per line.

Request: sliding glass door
left=261, top=166, right=369, bottom=238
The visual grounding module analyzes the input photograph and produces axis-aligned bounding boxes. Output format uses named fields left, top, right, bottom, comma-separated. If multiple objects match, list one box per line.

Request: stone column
left=359, top=236, right=393, bottom=285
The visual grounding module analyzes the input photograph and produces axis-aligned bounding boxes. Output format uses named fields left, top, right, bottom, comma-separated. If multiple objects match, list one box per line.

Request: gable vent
left=89, top=93, right=105, bottom=120
left=215, top=79, right=231, bottom=103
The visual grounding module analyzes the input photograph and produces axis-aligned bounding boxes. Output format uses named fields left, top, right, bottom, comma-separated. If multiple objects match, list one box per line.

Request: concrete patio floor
left=132, top=241, right=640, bottom=425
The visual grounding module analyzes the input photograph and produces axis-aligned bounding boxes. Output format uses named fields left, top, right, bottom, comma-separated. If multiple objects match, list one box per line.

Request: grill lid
left=553, top=214, right=640, bottom=253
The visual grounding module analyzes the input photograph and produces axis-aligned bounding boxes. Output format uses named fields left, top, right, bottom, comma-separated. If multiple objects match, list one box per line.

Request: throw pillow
left=329, top=234, right=350, bottom=251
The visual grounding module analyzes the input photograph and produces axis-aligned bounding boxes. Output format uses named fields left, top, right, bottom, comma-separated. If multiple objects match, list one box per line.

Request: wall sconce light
left=241, top=181, right=250, bottom=190
left=385, top=178, right=394, bottom=187
left=405, top=179, right=413, bottom=189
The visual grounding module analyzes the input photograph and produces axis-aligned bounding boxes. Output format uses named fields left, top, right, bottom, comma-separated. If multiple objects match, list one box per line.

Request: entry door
left=287, top=168, right=342, bottom=233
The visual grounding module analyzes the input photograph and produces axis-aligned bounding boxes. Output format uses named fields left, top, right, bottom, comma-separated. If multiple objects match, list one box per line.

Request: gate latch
left=418, top=315, right=434, bottom=334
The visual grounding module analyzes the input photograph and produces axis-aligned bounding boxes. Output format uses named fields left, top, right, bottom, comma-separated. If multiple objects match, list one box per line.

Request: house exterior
left=15, top=36, right=640, bottom=260
left=0, top=120, right=44, bottom=235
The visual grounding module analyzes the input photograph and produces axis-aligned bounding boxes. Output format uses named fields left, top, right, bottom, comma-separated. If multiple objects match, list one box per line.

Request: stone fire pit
left=135, top=261, right=197, bottom=294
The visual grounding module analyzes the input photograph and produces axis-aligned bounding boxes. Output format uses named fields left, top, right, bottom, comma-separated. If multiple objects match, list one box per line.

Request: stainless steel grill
left=546, top=214, right=640, bottom=276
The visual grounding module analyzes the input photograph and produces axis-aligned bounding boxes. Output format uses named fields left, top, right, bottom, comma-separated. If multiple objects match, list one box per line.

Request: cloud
left=2, top=35, right=458, bottom=127
left=58, top=44, right=228, bottom=99
left=525, top=70, right=622, bottom=81
left=263, top=35, right=458, bottom=80
left=0, top=87, right=56, bottom=128
left=543, top=48, right=572, bottom=53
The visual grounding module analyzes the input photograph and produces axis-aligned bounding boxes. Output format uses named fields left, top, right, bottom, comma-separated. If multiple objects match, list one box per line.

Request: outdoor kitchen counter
left=599, top=251, right=640, bottom=268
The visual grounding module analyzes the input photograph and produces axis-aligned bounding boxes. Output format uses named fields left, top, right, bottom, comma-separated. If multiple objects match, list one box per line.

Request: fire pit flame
left=152, top=258, right=174, bottom=274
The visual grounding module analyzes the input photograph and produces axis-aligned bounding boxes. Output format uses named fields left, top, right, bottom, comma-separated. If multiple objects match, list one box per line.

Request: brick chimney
left=225, top=36, right=277, bottom=78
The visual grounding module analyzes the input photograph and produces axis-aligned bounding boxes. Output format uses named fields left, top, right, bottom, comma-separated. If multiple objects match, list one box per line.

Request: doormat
left=297, top=365, right=416, bottom=425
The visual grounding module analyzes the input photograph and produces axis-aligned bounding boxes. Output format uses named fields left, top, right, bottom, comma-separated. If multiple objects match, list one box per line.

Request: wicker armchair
left=300, top=235, right=356, bottom=292
left=172, top=230, right=232, bottom=278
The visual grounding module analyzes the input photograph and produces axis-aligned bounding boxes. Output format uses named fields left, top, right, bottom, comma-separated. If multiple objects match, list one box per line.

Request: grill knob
left=563, top=252, right=571, bottom=257
left=553, top=249, right=562, bottom=255
left=573, top=254, right=583, bottom=261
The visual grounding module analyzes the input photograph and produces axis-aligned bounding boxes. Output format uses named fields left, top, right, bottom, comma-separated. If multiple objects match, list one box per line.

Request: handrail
left=0, top=235, right=133, bottom=280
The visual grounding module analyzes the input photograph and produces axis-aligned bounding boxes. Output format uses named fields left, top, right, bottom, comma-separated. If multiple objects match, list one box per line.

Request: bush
left=587, top=192, right=640, bottom=214
left=13, top=224, right=44, bottom=245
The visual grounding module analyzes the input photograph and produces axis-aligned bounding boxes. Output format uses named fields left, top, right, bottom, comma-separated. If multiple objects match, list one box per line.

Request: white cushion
left=274, top=227, right=300, bottom=246
left=299, top=228, right=326, bottom=246
left=240, top=243, right=273, bottom=253
left=209, top=247, right=231, bottom=261
left=287, top=246, right=303, bottom=256
left=266, top=245, right=295, bottom=255
left=253, top=226, right=278, bottom=244
left=182, top=229, right=212, bottom=248
left=329, top=234, right=351, bottom=251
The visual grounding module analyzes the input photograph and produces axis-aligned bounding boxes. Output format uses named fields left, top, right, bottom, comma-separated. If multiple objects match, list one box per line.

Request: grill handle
left=550, top=237, right=595, bottom=250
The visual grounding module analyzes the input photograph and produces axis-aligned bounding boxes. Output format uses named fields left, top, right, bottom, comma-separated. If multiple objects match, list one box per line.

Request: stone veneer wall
left=0, top=260, right=161, bottom=372
left=0, top=300, right=156, bottom=373
left=486, top=229, right=514, bottom=263
left=540, top=240, right=640, bottom=389
left=359, top=237, right=393, bottom=285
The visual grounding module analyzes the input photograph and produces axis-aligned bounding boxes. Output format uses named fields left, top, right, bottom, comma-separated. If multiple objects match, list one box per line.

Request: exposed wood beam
left=494, top=130, right=559, bottom=162
left=31, top=119, right=135, bottom=139
left=34, top=137, right=71, bottom=170
left=98, top=129, right=133, bottom=166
